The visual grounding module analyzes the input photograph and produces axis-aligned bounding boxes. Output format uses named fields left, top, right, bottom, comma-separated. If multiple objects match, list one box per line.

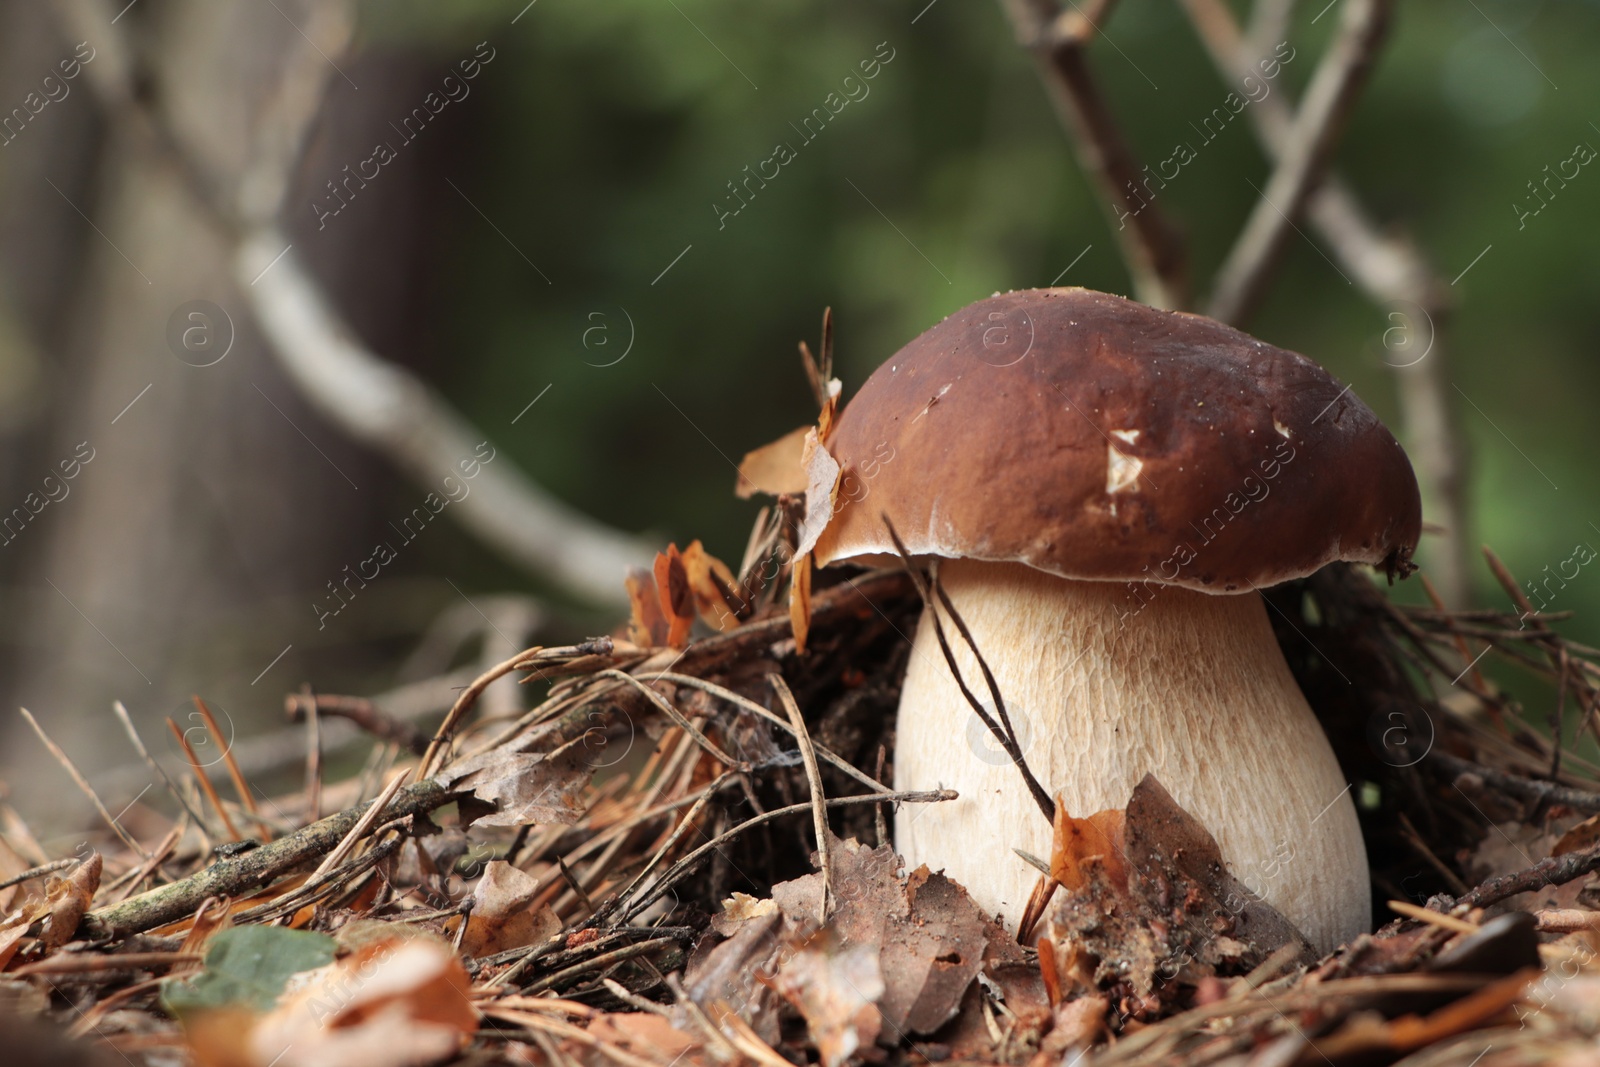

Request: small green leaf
left=162, top=926, right=337, bottom=1016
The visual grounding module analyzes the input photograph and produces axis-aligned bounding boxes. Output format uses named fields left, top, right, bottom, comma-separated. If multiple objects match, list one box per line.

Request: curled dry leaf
left=38, top=852, right=100, bottom=952
left=679, top=540, right=745, bottom=632
left=218, top=935, right=477, bottom=1067
left=735, top=425, right=811, bottom=499
left=653, top=544, right=697, bottom=649
left=770, top=931, right=883, bottom=1067
left=793, top=429, right=841, bottom=561
left=440, top=747, right=591, bottom=829
left=458, top=860, right=560, bottom=957
left=624, top=566, right=668, bottom=647
left=789, top=552, right=813, bottom=656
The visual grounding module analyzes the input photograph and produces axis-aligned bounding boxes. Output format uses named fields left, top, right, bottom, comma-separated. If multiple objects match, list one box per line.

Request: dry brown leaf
left=735, top=425, right=811, bottom=499
left=788, top=552, right=813, bottom=655
left=1554, top=813, right=1600, bottom=857
left=458, top=861, right=560, bottom=957
left=441, top=748, right=591, bottom=829
left=770, top=930, right=883, bottom=1067
left=624, top=566, right=668, bottom=647
left=0, top=909, right=32, bottom=971
left=242, top=936, right=477, bottom=1067
left=38, top=852, right=100, bottom=952
left=680, top=540, right=744, bottom=632
left=710, top=892, right=779, bottom=939
left=580, top=1012, right=703, bottom=1065
left=1045, top=775, right=1313, bottom=1001
left=653, top=545, right=696, bottom=649
left=1051, top=803, right=1127, bottom=894
left=0, top=835, right=34, bottom=913
left=771, top=835, right=995, bottom=1038
left=793, top=429, right=841, bottom=560
left=682, top=907, right=785, bottom=1044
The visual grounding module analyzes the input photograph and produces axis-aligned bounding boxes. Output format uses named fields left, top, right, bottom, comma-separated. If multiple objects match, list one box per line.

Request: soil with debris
left=4, top=533, right=1600, bottom=1067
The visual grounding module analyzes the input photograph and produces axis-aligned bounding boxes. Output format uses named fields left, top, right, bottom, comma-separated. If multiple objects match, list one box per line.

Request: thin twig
left=192, top=696, right=262, bottom=829
left=308, top=767, right=411, bottom=882
left=19, top=708, right=148, bottom=859
left=640, top=672, right=891, bottom=794
left=521, top=937, right=679, bottom=995
left=996, top=0, right=1189, bottom=308
left=882, top=519, right=1056, bottom=822
left=286, top=691, right=430, bottom=756
left=166, top=717, right=241, bottom=842
left=597, top=670, right=748, bottom=771
left=0, top=858, right=74, bottom=893
left=770, top=673, right=832, bottom=921
left=1206, top=0, right=1396, bottom=323
left=112, top=701, right=208, bottom=827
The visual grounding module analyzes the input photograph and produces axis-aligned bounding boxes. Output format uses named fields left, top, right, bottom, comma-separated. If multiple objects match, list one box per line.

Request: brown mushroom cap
left=813, top=288, right=1421, bottom=592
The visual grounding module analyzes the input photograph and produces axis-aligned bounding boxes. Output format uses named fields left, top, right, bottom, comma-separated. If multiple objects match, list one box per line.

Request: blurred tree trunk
left=0, top=0, right=430, bottom=819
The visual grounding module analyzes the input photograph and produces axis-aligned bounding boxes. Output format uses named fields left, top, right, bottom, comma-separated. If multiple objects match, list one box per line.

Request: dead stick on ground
left=286, top=691, right=430, bottom=757
left=1451, top=840, right=1600, bottom=911
left=80, top=778, right=454, bottom=939
left=771, top=673, right=832, bottom=922
left=1428, top=751, right=1600, bottom=815
left=307, top=766, right=411, bottom=882
left=19, top=708, right=148, bottom=859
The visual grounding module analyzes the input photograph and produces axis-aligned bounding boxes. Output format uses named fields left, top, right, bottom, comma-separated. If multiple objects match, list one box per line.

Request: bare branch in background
left=996, top=0, right=1191, bottom=309
left=56, top=0, right=650, bottom=608
left=1205, top=0, right=1395, bottom=325
left=1177, top=0, right=1470, bottom=605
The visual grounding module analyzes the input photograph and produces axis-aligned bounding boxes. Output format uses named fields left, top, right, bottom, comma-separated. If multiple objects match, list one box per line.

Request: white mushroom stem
left=893, top=559, right=1369, bottom=954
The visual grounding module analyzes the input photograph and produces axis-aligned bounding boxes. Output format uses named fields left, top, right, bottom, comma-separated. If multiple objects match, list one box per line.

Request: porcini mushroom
left=811, top=288, right=1420, bottom=953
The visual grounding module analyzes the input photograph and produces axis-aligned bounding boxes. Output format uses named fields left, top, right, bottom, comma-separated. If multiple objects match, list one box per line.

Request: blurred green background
left=370, top=0, right=1599, bottom=623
